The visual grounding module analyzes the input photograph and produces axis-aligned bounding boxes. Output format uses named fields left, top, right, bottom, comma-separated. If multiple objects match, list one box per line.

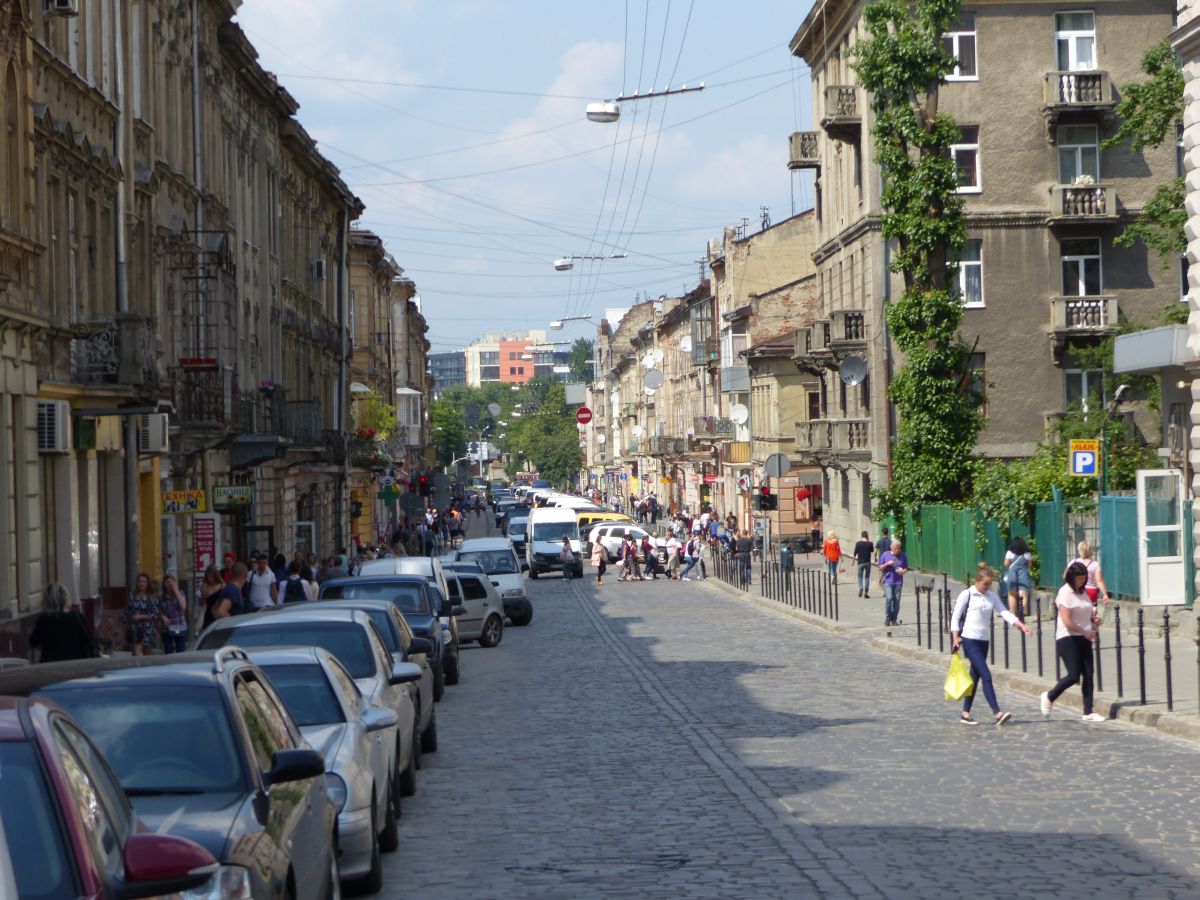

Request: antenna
left=760, top=205, right=771, bottom=230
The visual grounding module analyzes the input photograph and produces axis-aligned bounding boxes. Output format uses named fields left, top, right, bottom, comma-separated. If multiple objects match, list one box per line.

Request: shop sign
left=213, top=485, right=253, bottom=508
left=161, top=490, right=207, bottom=514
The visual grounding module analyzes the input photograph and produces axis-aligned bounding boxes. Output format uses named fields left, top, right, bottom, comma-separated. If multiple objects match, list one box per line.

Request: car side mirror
left=389, top=661, right=423, bottom=685
left=263, top=748, right=325, bottom=787
left=120, top=833, right=218, bottom=899
left=451, top=605, right=467, bottom=617
left=440, top=599, right=454, bottom=617
left=361, top=706, right=398, bottom=733
left=408, top=637, right=433, bottom=656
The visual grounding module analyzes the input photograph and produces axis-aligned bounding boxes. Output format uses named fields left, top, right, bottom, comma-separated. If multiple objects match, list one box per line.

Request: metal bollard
left=1036, top=596, right=1043, bottom=677
left=1094, top=621, right=1103, bottom=694
left=989, top=614, right=996, bottom=664
left=1115, top=606, right=1124, bottom=698
left=925, top=585, right=932, bottom=649
left=834, top=573, right=840, bottom=621
left=915, top=585, right=922, bottom=646
left=1137, top=608, right=1146, bottom=706
left=1164, top=608, right=1174, bottom=713
left=937, top=586, right=944, bottom=653
left=1003, top=619, right=1010, bottom=670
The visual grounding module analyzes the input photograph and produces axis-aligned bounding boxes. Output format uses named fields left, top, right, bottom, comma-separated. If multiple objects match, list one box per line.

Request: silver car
left=444, top=568, right=506, bottom=648
left=197, top=609, right=423, bottom=799
left=249, top=647, right=400, bottom=893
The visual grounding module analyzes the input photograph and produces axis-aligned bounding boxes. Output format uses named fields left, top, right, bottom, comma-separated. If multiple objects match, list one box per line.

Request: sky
left=234, top=0, right=817, bottom=353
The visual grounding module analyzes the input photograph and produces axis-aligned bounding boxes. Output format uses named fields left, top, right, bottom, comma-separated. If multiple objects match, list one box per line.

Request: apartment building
left=429, top=351, right=467, bottom=395
left=790, top=0, right=1177, bottom=540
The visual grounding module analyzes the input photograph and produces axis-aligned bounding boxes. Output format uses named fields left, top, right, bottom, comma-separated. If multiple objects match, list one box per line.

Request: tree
left=429, top=400, right=466, bottom=468
left=1103, top=41, right=1185, bottom=263
left=853, top=0, right=984, bottom=520
left=568, top=338, right=594, bottom=381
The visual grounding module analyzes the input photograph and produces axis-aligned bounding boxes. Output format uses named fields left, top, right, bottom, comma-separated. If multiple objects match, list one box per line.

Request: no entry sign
left=576, top=407, right=593, bottom=425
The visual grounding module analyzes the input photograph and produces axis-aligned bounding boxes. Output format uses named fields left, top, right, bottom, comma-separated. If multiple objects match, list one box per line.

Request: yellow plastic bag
left=944, top=652, right=975, bottom=701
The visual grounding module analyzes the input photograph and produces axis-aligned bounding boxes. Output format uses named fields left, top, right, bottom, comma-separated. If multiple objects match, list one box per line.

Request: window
left=1055, top=11, right=1096, bottom=71
left=509, top=352, right=516, bottom=360
left=460, top=576, right=488, bottom=601
left=1178, top=122, right=1185, bottom=177
left=1065, top=368, right=1105, bottom=412
left=4, top=65, right=19, bottom=229
left=518, top=366, right=524, bottom=375
left=67, top=190, right=79, bottom=322
left=53, top=723, right=125, bottom=873
left=1058, top=125, right=1099, bottom=184
left=952, top=239, right=984, bottom=308
left=236, top=676, right=284, bottom=772
left=807, top=389, right=821, bottom=421
left=951, top=126, right=980, bottom=192
left=943, top=13, right=977, bottom=79
left=509, top=366, right=516, bottom=375
left=1061, top=238, right=1101, bottom=296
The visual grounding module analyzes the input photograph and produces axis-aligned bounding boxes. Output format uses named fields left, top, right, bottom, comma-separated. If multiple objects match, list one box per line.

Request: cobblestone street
left=384, top=568, right=1200, bottom=899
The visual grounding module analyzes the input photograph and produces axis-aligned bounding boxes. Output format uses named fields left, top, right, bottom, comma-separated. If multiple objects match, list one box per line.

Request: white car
left=588, top=523, right=667, bottom=563
left=455, top=537, right=532, bottom=626
left=249, top=647, right=400, bottom=892
left=443, top=565, right=507, bottom=647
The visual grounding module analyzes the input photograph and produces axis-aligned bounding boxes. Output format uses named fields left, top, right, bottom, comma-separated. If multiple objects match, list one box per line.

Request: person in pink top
left=1041, top=561, right=1106, bottom=722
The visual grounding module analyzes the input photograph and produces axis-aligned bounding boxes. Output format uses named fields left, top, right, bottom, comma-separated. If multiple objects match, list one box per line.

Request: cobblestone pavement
left=381, top=563, right=1200, bottom=899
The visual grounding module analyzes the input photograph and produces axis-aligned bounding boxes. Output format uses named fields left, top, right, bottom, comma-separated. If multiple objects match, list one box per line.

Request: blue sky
left=235, top=0, right=817, bottom=352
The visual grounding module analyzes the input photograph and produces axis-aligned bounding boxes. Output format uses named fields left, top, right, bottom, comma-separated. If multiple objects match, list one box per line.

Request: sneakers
left=994, top=711, right=1012, bottom=727
left=857, top=588, right=863, bottom=598
left=681, top=576, right=690, bottom=581
left=1040, top=692, right=1052, bottom=718
left=959, top=714, right=978, bottom=726
left=864, top=593, right=870, bottom=599
left=1081, top=712, right=1107, bottom=723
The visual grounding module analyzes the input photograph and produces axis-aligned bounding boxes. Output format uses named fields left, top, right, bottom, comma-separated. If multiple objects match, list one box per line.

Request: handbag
left=944, top=652, right=976, bottom=701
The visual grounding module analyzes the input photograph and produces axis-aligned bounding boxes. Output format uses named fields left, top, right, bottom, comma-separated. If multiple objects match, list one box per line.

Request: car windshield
left=322, top=582, right=428, bottom=614
left=260, top=664, right=345, bottom=726
left=508, top=521, right=527, bottom=535
left=532, top=521, right=578, bottom=542
left=199, top=623, right=376, bottom=679
left=459, top=550, right=518, bottom=575
left=0, top=742, right=77, bottom=900
left=46, top=686, right=244, bottom=794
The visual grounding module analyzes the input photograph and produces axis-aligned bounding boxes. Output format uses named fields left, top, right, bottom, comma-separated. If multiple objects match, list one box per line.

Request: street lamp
left=585, top=83, right=705, bottom=124
left=549, top=315, right=595, bottom=330
left=552, top=252, right=628, bottom=272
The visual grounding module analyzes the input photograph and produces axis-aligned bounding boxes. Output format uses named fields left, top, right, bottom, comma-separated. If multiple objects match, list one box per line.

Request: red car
left=0, top=695, right=217, bottom=899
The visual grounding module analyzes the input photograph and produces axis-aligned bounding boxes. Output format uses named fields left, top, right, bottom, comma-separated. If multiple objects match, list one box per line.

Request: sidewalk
left=711, top=551, right=1200, bottom=742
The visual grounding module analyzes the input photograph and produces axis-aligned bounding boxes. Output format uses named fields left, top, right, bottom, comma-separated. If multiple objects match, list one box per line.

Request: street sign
left=212, top=485, right=252, bottom=508
left=576, top=407, right=593, bottom=425
left=764, top=453, right=789, bottom=479
left=1069, top=439, right=1099, bottom=477
left=704, top=474, right=718, bottom=484
left=737, top=474, right=750, bottom=490
left=192, top=515, right=218, bottom=587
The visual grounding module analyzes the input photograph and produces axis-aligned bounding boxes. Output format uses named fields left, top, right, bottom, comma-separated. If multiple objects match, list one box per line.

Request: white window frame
left=1061, top=238, right=1103, bottom=296
left=944, top=15, right=978, bottom=81
left=1055, top=11, right=1097, bottom=72
left=1057, top=124, right=1100, bottom=184
left=950, top=126, right=981, bottom=194
left=1065, top=368, right=1105, bottom=414
left=954, top=239, right=985, bottom=308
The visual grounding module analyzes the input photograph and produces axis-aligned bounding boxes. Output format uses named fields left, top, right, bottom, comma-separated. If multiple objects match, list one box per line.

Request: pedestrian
left=642, top=535, right=661, bottom=579
left=29, top=583, right=93, bottom=663
left=244, top=553, right=279, bottom=610
left=822, top=531, right=842, bottom=580
left=281, top=562, right=311, bottom=603
left=1004, top=536, right=1034, bottom=620
left=123, top=572, right=160, bottom=656
left=591, top=539, right=607, bottom=584
left=874, top=527, right=891, bottom=589
left=734, top=530, right=753, bottom=586
left=950, top=564, right=1032, bottom=725
left=559, top=537, right=575, bottom=580
left=157, top=574, right=189, bottom=654
left=1041, top=561, right=1107, bottom=722
left=853, top=531, right=874, bottom=598
left=220, top=551, right=237, bottom=584
left=620, top=536, right=642, bottom=581
left=878, top=540, right=908, bottom=626
left=270, top=553, right=289, bottom=584
left=198, top=565, right=225, bottom=622
left=664, top=533, right=681, bottom=580
left=1068, top=541, right=1111, bottom=608
left=680, top=535, right=702, bottom=580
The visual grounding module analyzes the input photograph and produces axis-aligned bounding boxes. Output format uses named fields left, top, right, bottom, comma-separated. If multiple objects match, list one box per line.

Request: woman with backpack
left=950, top=564, right=1032, bottom=726
left=680, top=535, right=702, bottom=580
left=1004, top=536, right=1034, bottom=620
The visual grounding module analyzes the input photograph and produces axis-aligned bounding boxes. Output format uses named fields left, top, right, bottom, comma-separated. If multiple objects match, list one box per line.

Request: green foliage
left=853, top=0, right=984, bottom=521
left=568, top=338, right=594, bottom=381
left=1161, top=300, right=1189, bottom=325
left=353, top=390, right=396, bottom=439
left=429, top=401, right=466, bottom=468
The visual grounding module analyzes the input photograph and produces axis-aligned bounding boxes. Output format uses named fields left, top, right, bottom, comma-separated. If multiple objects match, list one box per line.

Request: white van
left=526, top=506, right=582, bottom=579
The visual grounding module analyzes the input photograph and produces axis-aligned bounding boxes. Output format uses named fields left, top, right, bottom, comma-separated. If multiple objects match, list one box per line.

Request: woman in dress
left=199, top=565, right=228, bottom=629
left=1004, top=536, right=1033, bottom=620
left=122, top=572, right=159, bottom=656
left=29, top=583, right=92, bottom=662
left=157, top=574, right=189, bottom=654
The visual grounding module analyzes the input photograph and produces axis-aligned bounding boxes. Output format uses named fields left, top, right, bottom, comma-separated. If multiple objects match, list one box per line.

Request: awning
left=395, top=387, right=422, bottom=396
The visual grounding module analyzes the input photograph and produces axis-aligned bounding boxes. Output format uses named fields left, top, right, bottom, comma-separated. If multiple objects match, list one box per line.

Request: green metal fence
left=897, top=505, right=1029, bottom=585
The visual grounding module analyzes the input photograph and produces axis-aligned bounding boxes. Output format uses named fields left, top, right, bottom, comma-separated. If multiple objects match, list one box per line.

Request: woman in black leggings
left=1041, top=561, right=1106, bottom=722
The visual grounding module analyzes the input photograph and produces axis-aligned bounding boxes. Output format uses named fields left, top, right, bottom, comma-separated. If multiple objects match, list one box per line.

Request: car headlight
left=502, top=588, right=525, bottom=598
left=325, top=773, right=347, bottom=813
left=181, top=865, right=253, bottom=899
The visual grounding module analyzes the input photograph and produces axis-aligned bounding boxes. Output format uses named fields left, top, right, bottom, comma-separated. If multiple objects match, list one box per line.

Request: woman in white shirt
left=1041, top=561, right=1106, bottom=722
left=950, top=564, right=1033, bottom=726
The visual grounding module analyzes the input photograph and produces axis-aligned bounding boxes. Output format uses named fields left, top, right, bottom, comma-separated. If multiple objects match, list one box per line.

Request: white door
left=293, top=521, right=316, bottom=558
left=1136, top=469, right=1187, bottom=606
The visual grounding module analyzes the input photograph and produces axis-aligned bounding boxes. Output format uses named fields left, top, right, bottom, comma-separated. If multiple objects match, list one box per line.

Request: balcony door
left=1058, top=125, right=1099, bottom=184
left=1055, top=12, right=1096, bottom=71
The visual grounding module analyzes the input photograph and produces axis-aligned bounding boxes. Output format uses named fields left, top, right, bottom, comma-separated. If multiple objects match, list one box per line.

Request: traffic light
left=758, top=485, right=778, bottom=511
left=418, top=474, right=430, bottom=497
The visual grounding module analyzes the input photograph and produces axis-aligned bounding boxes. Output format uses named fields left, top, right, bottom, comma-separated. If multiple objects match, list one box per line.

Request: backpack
left=283, top=577, right=308, bottom=603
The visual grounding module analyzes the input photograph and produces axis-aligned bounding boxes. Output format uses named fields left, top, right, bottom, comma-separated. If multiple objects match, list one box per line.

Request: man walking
left=244, top=553, right=279, bottom=610
left=878, top=539, right=909, bottom=626
left=853, top=531, right=874, bottom=598
left=734, top=530, right=754, bottom=587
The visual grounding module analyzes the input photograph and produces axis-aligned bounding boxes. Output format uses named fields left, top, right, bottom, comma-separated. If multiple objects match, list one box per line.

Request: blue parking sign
left=1069, top=439, right=1099, bottom=477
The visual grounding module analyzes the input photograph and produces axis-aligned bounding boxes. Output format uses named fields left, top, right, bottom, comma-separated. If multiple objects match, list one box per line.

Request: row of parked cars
left=0, top=535, right=533, bottom=898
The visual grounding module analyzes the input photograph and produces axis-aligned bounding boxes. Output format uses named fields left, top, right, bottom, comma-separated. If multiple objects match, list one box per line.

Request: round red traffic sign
left=575, top=407, right=593, bottom=425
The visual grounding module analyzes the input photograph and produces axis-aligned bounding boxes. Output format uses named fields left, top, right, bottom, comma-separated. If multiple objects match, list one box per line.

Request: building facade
left=429, top=351, right=467, bottom=396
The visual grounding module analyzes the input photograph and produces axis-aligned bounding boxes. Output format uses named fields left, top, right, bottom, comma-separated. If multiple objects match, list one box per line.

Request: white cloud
left=672, top=134, right=783, bottom=206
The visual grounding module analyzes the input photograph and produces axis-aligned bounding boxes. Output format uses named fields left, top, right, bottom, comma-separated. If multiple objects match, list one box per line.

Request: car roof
left=242, top=646, right=328, bottom=667
left=0, top=652, right=241, bottom=696
left=459, top=538, right=513, bottom=550
left=208, top=608, right=373, bottom=629
left=325, top=574, right=427, bottom=588
left=357, top=557, right=437, bottom=576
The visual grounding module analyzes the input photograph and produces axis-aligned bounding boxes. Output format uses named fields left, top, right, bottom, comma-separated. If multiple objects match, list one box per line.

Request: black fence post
left=1138, top=608, right=1147, bottom=706
left=1093, top=621, right=1103, bottom=694
left=990, top=613, right=996, bottom=664
left=915, top=585, right=922, bottom=646
left=1115, top=606, right=1124, bottom=698
left=925, top=585, right=932, bottom=649
left=1036, top=596, right=1044, bottom=677
left=1164, top=608, right=1174, bottom=713
left=937, top=586, right=944, bottom=653
left=1003, top=619, right=1010, bottom=670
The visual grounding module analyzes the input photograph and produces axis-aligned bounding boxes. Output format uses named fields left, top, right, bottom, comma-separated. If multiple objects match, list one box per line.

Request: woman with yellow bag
left=950, top=564, right=1033, bottom=726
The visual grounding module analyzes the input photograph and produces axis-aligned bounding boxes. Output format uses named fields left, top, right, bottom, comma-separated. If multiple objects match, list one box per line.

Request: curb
left=708, top=576, right=1200, bottom=745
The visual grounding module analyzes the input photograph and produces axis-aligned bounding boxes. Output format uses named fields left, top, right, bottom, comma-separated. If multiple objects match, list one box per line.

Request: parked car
left=307, top=596, right=439, bottom=752
left=578, top=511, right=635, bottom=550
left=356, top=555, right=450, bottom=600
left=588, top=523, right=668, bottom=564
left=526, top=505, right=584, bottom=578
left=247, top=647, right=400, bottom=893
left=442, top=566, right=507, bottom=646
left=0, top=653, right=337, bottom=899
left=454, top=537, right=533, bottom=626
left=507, top=515, right=529, bottom=563
left=198, top=609, right=423, bottom=798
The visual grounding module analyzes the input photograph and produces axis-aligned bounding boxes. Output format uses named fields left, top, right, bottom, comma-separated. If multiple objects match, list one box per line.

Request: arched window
left=4, top=64, right=19, bottom=229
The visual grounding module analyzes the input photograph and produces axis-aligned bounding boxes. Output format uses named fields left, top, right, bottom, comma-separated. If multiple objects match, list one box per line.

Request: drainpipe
left=335, top=207, right=350, bottom=550
left=191, top=0, right=206, bottom=345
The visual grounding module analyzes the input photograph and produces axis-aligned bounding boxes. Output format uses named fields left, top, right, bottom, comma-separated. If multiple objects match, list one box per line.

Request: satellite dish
left=644, top=369, right=664, bottom=390
left=679, top=335, right=693, bottom=353
left=729, top=403, right=749, bottom=425
left=632, top=424, right=645, bottom=437
left=653, top=348, right=664, bottom=365
left=643, top=353, right=657, bottom=370
left=839, top=354, right=868, bottom=386
left=597, top=433, right=606, bottom=445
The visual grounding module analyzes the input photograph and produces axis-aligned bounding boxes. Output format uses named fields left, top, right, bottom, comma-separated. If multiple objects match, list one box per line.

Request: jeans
left=1048, top=635, right=1095, bottom=714
left=826, top=559, right=838, bottom=579
left=960, top=637, right=999, bottom=714
left=857, top=562, right=871, bottom=593
left=883, top=582, right=902, bottom=623
left=680, top=556, right=699, bottom=578
left=562, top=560, right=574, bottom=579
left=162, top=631, right=188, bottom=654
left=736, top=553, right=751, bottom=584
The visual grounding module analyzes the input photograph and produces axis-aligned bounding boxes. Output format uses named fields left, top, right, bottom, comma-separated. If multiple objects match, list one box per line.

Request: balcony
left=692, top=337, right=719, bottom=367
left=723, top=440, right=751, bottom=464
left=1051, top=295, right=1119, bottom=337
left=69, top=314, right=157, bottom=388
left=1048, top=184, right=1118, bottom=225
left=284, top=400, right=322, bottom=444
left=692, top=415, right=735, bottom=441
left=171, top=365, right=236, bottom=427
left=646, top=436, right=686, bottom=457
left=721, top=365, right=751, bottom=393
left=794, top=418, right=871, bottom=459
left=829, top=310, right=868, bottom=355
left=788, top=131, right=820, bottom=170
left=792, top=320, right=832, bottom=375
left=1042, top=70, right=1116, bottom=136
left=820, top=86, right=860, bottom=141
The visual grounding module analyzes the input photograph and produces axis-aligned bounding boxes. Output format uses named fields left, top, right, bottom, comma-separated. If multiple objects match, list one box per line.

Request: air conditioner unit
left=37, top=400, right=71, bottom=454
left=44, top=0, right=79, bottom=16
left=311, top=259, right=327, bottom=280
left=138, top=413, right=170, bottom=454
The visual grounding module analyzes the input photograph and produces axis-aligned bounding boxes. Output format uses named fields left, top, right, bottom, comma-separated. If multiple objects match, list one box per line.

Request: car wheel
left=399, top=727, right=418, bottom=797
left=379, top=782, right=399, bottom=853
left=443, top=653, right=460, bottom=686
left=421, top=706, right=439, bottom=753
left=354, top=810, right=383, bottom=894
left=432, top=663, right=445, bottom=702
left=528, top=567, right=539, bottom=579
left=479, top=615, right=503, bottom=648
left=510, top=606, right=533, bottom=626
